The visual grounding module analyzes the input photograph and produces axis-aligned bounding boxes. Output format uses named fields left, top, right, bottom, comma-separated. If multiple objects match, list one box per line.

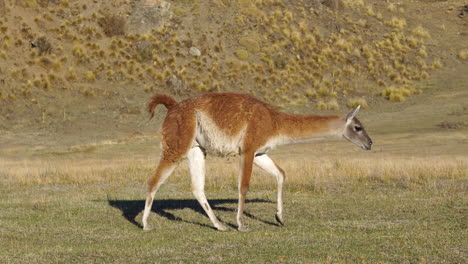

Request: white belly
left=194, top=112, right=246, bottom=157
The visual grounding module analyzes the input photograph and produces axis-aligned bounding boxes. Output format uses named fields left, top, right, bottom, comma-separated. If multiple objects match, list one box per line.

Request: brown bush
left=32, top=36, right=52, bottom=55
left=98, top=14, right=126, bottom=37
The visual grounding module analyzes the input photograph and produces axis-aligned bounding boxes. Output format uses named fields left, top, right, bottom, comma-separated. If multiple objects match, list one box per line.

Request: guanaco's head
left=342, top=105, right=373, bottom=150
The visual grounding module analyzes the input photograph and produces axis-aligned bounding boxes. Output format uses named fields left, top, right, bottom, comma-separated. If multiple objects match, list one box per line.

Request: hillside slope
left=0, top=0, right=467, bottom=142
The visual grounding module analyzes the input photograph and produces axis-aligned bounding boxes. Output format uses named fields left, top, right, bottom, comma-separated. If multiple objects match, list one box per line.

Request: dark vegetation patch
left=98, top=13, right=126, bottom=37
left=437, top=121, right=468, bottom=129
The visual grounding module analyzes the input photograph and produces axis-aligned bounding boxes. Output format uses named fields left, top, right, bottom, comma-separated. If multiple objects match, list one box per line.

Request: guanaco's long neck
left=276, top=112, right=343, bottom=140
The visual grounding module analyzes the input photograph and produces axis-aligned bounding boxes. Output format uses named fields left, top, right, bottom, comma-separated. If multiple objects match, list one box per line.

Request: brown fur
left=276, top=113, right=340, bottom=139
left=148, top=94, right=178, bottom=119
left=153, top=93, right=339, bottom=155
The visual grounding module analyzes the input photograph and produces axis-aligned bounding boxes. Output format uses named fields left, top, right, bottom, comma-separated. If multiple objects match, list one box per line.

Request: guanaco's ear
left=345, top=105, right=360, bottom=123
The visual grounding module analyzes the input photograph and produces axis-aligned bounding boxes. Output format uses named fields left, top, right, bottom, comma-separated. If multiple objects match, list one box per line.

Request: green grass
left=0, top=182, right=465, bottom=263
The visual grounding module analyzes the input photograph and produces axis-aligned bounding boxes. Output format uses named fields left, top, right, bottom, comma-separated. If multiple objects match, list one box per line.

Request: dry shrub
left=32, top=36, right=52, bottom=55
left=98, top=14, right=126, bottom=37
left=437, top=121, right=468, bottom=129
left=273, top=54, right=288, bottom=69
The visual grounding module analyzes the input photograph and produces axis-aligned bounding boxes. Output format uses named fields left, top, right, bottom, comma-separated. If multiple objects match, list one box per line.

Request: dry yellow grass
left=2, top=155, right=465, bottom=193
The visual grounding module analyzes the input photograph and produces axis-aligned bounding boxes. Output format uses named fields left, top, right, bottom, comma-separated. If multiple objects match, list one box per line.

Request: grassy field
left=0, top=182, right=465, bottom=263
left=1, top=127, right=467, bottom=263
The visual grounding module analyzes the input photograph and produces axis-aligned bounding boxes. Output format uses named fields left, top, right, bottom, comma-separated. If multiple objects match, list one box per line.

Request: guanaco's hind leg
left=236, top=151, right=255, bottom=232
left=142, top=159, right=177, bottom=230
left=187, top=146, right=228, bottom=231
left=143, top=107, right=196, bottom=230
left=254, top=154, right=285, bottom=225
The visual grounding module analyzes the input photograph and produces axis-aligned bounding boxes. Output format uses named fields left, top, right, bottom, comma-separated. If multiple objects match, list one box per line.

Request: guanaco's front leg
left=254, top=154, right=285, bottom=225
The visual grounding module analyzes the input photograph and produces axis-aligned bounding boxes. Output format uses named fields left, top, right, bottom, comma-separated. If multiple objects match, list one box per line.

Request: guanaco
left=142, top=93, right=372, bottom=231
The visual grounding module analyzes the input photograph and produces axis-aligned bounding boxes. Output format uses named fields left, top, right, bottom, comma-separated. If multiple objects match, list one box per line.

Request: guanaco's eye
left=355, top=126, right=362, bottom=132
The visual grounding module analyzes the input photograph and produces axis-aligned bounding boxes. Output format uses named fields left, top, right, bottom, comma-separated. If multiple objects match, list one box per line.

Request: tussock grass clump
left=83, top=71, right=96, bottom=82
left=135, top=40, right=152, bottom=61
left=418, top=45, right=428, bottom=57
left=16, top=0, right=38, bottom=8
left=37, top=56, right=54, bottom=68
left=31, top=74, right=51, bottom=90
left=412, top=25, right=431, bottom=38
left=305, top=89, right=318, bottom=99
left=65, top=67, right=77, bottom=81
left=431, top=58, right=442, bottom=69
left=272, top=54, right=288, bottom=69
left=72, top=45, right=85, bottom=58
left=239, top=36, right=260, bottom=53
left=387, top=3, right=397, bottom=12
left=2, top=35, right=11, bottom=49
left=347, top=97, right=368, bottom=108
left=317, top=98, right=339, bottom=110
left=384, top=17, right=407, bottom=29
left=458, top=49, right=468, bottom=60
left=381, top=85, right=419, bottom=102
left=235, top=49, right=250, bottom=60
left=80, top=87, right=96, bottom=97
left=381, top=86, right=408, bottom=102
left=46, top=71, right=58, bottom=82
left=342, top=0, right=365, bottom=9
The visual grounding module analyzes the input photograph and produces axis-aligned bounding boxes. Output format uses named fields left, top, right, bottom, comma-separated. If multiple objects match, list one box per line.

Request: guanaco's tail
left=148, top=94, right=177, bottom=119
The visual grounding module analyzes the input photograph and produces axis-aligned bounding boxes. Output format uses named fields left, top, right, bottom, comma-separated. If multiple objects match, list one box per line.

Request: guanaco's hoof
left=237, top=225, right=250, bottom=232
left=216, top=224, right=229, bottom=232
left=143, top=225, right=153, bottom=231
left=275, top=213, right=284, bottom=226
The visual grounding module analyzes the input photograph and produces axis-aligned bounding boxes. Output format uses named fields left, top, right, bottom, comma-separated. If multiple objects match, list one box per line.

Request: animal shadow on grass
left=108, top=198, right=277, bottom=230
